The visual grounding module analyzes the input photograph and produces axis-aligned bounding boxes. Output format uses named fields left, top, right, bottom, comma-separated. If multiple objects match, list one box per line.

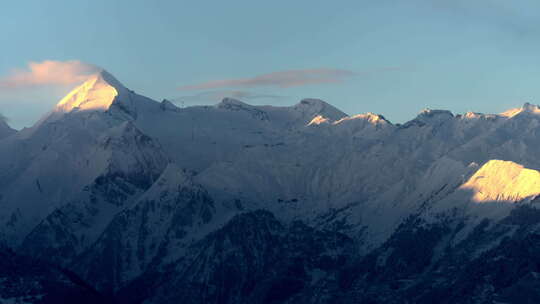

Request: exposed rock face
left=118, top=210, right=354, bottom=304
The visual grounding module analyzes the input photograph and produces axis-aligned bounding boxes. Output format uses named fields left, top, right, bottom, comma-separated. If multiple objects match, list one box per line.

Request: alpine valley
left=2, top=70, right=540, bottom=304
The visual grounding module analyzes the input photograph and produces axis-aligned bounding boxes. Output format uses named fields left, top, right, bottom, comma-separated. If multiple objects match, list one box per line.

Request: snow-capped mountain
left=2, top=70, right=540, bottom=303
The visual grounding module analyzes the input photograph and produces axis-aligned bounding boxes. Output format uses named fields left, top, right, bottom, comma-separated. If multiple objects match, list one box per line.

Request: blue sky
left=1, top=0, right=540, bottom=129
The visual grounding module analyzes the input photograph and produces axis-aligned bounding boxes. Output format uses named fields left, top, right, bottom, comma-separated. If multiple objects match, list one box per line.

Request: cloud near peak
left=178, top=68, right=356, bottom=90
left=0, top=60, right=101, bottom=89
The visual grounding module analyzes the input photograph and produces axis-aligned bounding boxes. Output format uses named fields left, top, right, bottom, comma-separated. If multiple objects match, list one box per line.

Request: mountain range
left=1, top=70, right=540, bottom=303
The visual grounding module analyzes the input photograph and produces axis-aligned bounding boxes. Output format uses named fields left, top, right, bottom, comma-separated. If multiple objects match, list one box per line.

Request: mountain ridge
left=0, top=115, right=15, bottom=139
left=2, top=70, right=540, bottom=303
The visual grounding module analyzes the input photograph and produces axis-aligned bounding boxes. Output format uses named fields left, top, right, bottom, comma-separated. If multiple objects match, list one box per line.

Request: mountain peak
left=335, top=112, right=391, bottom=125
left=54, top=70, right=128, bottom=113
left=460, top=160, right=540, bottom=203
left=401, top=109, right=453, bottom=128
left=0, top=115, right=16, bottom=139
left=462, top=112, right=484, bottom=119
left=216, top=98, right=250, bottom=109
left=522, top=102, right=540, bottom=112
left=500, top=102, right=540, bottom=118
left=295, top=98, right=334, bottom=111
left=416, top=108, right=454, bottom=119
left=293, top=98, right=347, bottom=121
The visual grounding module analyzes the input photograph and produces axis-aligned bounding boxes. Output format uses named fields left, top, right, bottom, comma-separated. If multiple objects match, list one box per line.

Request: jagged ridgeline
left=1, top=70, right=540, bottom=303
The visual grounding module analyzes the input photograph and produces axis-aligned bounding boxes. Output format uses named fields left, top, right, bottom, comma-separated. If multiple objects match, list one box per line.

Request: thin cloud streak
left=178, top=69, right=357, bottom=90
left=0, top=60, right=101, bottom=89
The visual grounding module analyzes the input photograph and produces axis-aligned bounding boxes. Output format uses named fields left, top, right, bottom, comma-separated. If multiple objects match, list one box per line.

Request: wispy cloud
left=172, top=90, right=285, bottom=106
left=0, top=60, right=101, bottom=89
left=178, top=68, right=358, bottom=90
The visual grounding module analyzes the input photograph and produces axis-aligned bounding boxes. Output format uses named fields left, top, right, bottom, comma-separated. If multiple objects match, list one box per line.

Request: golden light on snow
left=460, top=160, right=540, bottom=203
left=500, top=103, right=540, bottom=118
left=308, top=113, right=388, bottom=126
left=334, top=113, right=386, bottom=125
left=308, top=115, right=330, bottom=126
left=55, top=73, right=118, bottom=112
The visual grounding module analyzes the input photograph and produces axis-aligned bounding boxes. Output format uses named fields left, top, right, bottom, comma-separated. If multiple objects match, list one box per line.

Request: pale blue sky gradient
left=1, top=0, right=540, bottom=128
